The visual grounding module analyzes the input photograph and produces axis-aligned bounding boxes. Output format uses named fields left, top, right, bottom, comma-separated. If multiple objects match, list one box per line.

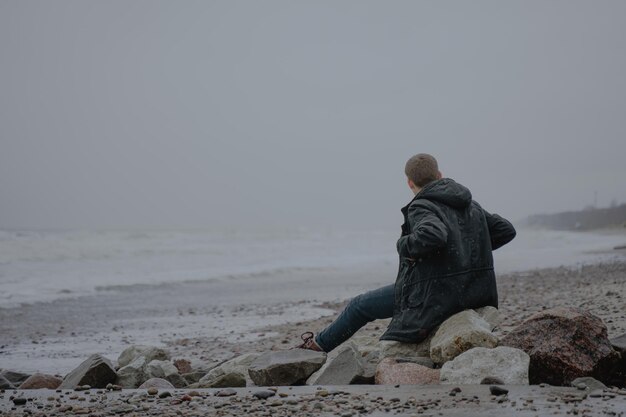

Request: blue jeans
left=315, top=284, right=395, bottom=352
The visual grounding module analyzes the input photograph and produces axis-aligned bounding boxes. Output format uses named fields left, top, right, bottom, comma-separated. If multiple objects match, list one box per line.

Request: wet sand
left=2, top=260, right=625, bottom=378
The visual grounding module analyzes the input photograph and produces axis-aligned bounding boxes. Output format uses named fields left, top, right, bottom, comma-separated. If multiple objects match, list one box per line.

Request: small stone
left=216, top=388, right=237, bottom=397
left=480, top=376, right=505, bottom=385
left=158, top=391, right=172, bottom=398
left=12, top=397, right=27, bottom=406
left=489, top=386, right=509, bottom=396
left=147, top=387, right=158, bottom=396
left=252, top=390, right=275, bottom=400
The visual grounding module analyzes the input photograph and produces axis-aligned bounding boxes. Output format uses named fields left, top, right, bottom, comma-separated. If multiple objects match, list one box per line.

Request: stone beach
left=2, top=260, right=626, bottom=415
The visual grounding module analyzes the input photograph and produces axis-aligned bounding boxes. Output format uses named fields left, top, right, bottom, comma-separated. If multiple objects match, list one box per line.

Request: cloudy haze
left=1, top=1, right=625, bottom=230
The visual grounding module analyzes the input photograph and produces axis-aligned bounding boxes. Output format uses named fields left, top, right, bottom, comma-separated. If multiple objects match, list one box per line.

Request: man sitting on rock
left=296, top=153, right=516, bottom=352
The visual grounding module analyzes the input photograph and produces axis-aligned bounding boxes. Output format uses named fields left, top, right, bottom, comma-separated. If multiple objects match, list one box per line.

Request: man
left=296, top=153, right=516, bottom=352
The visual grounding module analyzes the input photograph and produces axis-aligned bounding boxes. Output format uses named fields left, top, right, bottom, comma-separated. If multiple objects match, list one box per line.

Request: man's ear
left=437, top=171, right=443, bottom=179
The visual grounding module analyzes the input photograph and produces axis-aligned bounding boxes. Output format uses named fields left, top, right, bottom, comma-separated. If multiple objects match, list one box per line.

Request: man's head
left=405, top=153, right=442, bottom=195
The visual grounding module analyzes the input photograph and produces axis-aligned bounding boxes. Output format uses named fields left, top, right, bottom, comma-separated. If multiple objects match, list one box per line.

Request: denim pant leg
left=315, top=283, right=395, bottom=353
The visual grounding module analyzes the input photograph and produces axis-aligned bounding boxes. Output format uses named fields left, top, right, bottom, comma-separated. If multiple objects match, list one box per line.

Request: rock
left=248, top=350, right=326, bottom=386
left=0, top=375, right=13, bottom=389
left=12, top=397, right=27, bottom=406
left=348, top=335, right=383, bottom=357
left=18, top=373, right=63, bottom=389
left=307, top=344, right=372, bottom=385
left=117, top=345, right=170, bottom=368
left=374, top=358, right=440, bottom=385
left=1, top=370, right=31, bottom=387
left=158, top=391, right=172, bottom=398
left=378, top=336, right=431, bottom=360
left=197, top=353, right=259, bottom=388
left=59, top=354, right=118, bottom=389
left=480, top=376, right=505, bottom=385
left=490, top=386, right=509, bottom=396
left=252, top=390, right=276, bottom=399
left=145, top=360, right=187, bottom=388
left=172, top=357, right=217, bottom=374
left=116, top=356, right=147, bottom=389
left=475, top=306, right=502, bottom=330
left=500, top=307, right=619, bottom=385
left=138, top=378, right=175, bottom=389
left=611, top=333, right=626, bottom=353
left=216, top=388, right=237, bottom=397
left=182, top=371, right=207, bottom=385
left=429, top=310, right=498, bottom=365
left=173, top=359, right=192, bottom=374
left=571, top=377, right=607, bottom=391
left=440, top=346, right=529, bottom=385
left=395, top=356, right=435, bottom=368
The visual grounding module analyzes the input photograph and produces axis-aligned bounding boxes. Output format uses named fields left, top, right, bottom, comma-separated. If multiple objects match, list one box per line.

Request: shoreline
left=2, top=257, right=625, bottom=378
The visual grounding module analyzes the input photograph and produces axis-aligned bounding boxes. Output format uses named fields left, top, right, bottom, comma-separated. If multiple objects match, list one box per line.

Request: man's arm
left=397, top=202, right=448, bottom=259
left=483, top=210, right=516, bottom=250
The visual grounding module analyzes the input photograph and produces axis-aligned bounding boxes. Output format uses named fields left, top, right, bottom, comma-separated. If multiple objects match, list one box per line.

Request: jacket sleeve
left=397, top=202, right=448, bottom=259
left=483, top=210, right=516, bottom=250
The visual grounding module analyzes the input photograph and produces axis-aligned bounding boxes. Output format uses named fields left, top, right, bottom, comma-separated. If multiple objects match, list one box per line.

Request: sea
left=1, top=226, right=625, bottom=310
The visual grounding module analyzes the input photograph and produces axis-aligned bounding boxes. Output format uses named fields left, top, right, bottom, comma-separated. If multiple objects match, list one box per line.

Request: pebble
left=12, top=397, right=27, bottom=406
left=489, top=386, right=509, bottom=396
left=147, top=387, right=159, bottom=396
left=158, top=391, right=172, bottom=398
left=216, top=388, right=237, bottom=397
left=316, top=389, right=329, bottom=397
left=252, top=390, right=275, bottom=400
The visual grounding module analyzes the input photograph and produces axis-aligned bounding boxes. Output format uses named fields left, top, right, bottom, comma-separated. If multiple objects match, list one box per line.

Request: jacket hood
left=414, top=178, right=472, bottom=209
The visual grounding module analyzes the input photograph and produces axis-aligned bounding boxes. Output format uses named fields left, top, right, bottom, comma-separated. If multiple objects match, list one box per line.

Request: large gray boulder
left=248, top=350, right=326, bottom=386
left=59, top=354, right=118, bottom=389
left=116, top=356, right=147, bottom=389
left=378, top=335, right=432, bottom=360
left=440, top=346, right=530, bottom=385
left=307, top=344, right=374, bottom=385
left=117, top=345, right=170, bottom=368
left=145, top=360, right=187, bottom=388
left=138, top=377, right=175, bottom=389
left=1, top=370, right=31, bottom=387
left=196, top=353, right=259, bottom=388
left=475, top=306, right=502, bottom=330
left=430, top=310, right=498, bottom=365
left=0, top=375, right=14, bottom=389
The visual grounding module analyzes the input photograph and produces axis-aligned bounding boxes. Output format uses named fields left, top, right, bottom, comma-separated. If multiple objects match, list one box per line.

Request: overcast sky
left=1, top=1, right=625, bottom=230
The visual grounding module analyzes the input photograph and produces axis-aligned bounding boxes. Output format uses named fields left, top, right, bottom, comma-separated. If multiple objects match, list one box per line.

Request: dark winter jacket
left=380, top=178, right=516, bottom=343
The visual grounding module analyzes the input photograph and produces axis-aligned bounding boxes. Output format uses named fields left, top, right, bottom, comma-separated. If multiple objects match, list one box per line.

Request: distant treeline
left=523, top=204, right=626, bottom=231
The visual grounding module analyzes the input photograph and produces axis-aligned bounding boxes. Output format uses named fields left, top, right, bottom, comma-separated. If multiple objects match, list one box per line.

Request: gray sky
left=1, top=1, right=625, bottom=230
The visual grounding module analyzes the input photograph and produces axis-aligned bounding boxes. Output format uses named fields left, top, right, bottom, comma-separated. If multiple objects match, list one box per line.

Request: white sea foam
left=0, top=227, right=624, bottom=309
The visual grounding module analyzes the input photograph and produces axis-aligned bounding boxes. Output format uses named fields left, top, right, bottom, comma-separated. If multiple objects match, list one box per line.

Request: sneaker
left=293, top=331, right=324, bottom=352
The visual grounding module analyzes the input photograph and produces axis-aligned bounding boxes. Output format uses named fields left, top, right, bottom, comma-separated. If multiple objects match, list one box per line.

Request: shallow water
left=1, top=227, right=624, bottom=309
